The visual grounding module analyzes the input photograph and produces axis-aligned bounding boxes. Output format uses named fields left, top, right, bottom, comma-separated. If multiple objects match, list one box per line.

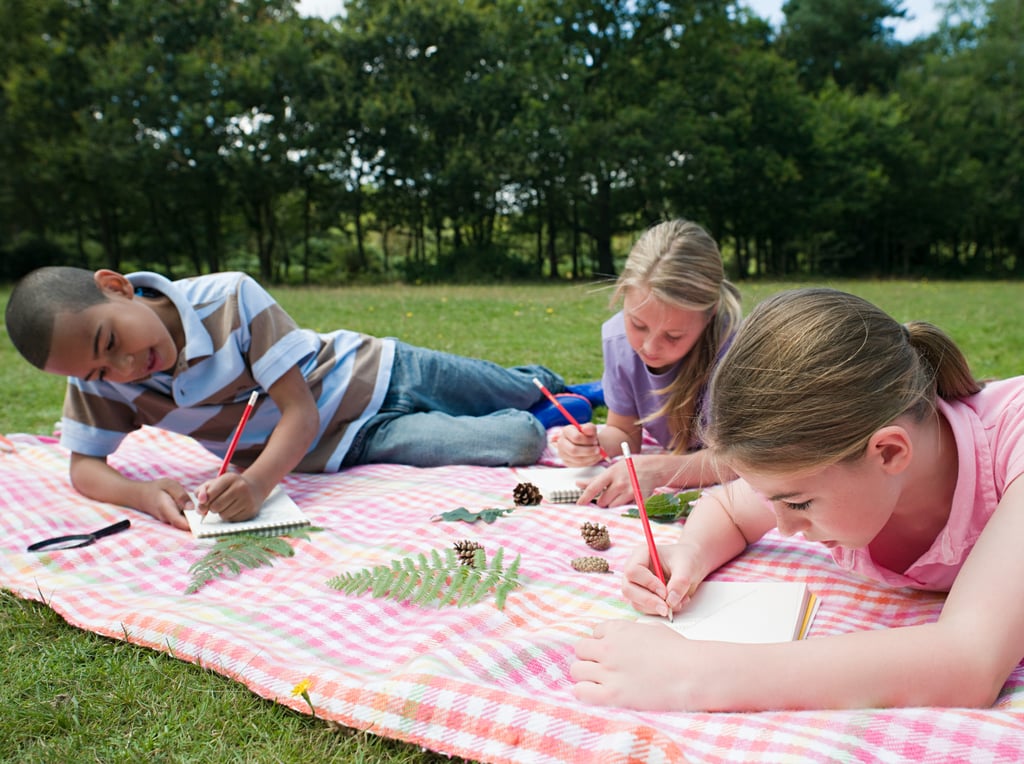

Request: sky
left=296, top=0, right=943, bottom=42
left=744, top=0, right=942, bottom=40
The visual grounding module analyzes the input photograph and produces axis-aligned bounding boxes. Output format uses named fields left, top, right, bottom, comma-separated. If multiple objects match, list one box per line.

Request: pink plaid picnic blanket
left=2, top=426, right=1023, bottom=763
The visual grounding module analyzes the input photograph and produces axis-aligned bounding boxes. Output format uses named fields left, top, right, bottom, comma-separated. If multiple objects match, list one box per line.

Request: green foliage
left=1, top=0, right=1020, bottom=281
left=623, top=490, right=702, bottom=524
left=431, top=506, right=514, bottom=524
left=326, top=547, right=521, bottom=610
left=185, top=528, right=317, bottom=595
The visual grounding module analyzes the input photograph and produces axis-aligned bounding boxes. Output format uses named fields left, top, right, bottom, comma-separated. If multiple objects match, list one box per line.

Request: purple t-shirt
left=831, top=376, right=1024, bottom=591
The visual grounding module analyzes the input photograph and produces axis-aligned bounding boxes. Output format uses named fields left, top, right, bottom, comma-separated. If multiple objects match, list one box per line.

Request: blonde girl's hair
left=703, top=287, right=982, bottom=473
left=613, top=219, right=742, bottom=452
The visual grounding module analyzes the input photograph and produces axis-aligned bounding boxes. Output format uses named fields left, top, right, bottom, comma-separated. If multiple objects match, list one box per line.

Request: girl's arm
left=578, top=449, right=734, bottom=506
left=574, top=476, right=1024, bottom=711
left=597, top=410, right=643, bottom=458
left=662, top=447, right=737, bottom=490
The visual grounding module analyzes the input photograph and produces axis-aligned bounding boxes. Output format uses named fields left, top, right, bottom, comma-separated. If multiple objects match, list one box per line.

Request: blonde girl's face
left=622, top=287, right=710, bottom=373
left=737, top=457, right=899, bottom=550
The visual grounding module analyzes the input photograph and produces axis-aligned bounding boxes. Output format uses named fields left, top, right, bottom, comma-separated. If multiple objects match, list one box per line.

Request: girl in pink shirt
left=572, top=287, right=1024, bottom=711
left=559, top=219, right=742, bottom=506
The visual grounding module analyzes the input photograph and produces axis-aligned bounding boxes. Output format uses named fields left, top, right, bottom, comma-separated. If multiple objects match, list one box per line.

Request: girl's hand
left=576, top=460, right=635, bottom=506
left=571, top=620, right=698, bottom=710
left=137, top=478, right=193, bottom=531
left=556, top=422, right=603, bottom=467
left=622, top=540, right=701, bottom=617
left=195, top=473, right=263, bottom=522
left=577, top=456, right=663, bottom=507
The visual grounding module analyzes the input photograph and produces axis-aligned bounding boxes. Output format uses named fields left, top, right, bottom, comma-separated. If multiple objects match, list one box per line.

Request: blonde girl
left=561, top=219, right=742, bottom=506
left=572, top=287, right=1024, bottom=711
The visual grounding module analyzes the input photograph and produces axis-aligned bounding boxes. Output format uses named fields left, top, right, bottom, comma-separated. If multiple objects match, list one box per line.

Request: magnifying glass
left=27, top=519, right=131, bottom=552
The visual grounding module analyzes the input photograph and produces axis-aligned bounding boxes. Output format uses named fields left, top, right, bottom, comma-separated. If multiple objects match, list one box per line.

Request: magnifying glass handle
left=91, top=519, right=131, bottom=538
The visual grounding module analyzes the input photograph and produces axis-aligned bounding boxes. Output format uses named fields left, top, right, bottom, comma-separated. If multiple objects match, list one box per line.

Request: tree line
left=0, top=0, right=1020, bottom=283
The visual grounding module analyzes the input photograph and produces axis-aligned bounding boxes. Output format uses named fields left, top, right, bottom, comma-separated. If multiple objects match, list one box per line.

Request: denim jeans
left=342, top=341, right=565, bottom=468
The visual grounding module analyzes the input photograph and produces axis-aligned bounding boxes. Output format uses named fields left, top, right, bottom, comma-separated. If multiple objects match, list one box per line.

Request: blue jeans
left=342, top=341, right=565, bottom=467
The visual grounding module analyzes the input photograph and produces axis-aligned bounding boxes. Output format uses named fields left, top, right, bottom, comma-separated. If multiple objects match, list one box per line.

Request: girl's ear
left=866, top=425, right=912, bottom=475
left=93, top=269, right=134, bottom=298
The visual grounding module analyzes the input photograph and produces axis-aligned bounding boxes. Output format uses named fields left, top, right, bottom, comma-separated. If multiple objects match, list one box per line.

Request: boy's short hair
left=5, top=266, right=107, bottom=370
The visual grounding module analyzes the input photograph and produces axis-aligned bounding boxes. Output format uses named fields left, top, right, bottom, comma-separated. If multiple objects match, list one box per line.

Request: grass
left=1, top=278, right=1022, bottom=763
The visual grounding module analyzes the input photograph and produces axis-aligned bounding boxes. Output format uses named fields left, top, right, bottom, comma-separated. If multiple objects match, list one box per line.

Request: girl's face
left=737, top=457, right=899, bottom=550
left=622, top=288, right=710, bottom=373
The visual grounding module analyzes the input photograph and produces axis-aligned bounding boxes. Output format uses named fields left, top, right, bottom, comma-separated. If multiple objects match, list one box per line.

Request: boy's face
left=43, top=271, right=179, bottom=383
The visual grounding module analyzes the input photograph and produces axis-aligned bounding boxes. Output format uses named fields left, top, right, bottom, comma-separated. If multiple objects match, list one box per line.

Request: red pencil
left=532, top=378, right=609, bottom=460
left=202, top=390, right=259, bottom=524
left=622, top=442, right=672, bottom=621
left=218, top=390, right=260, bottom=477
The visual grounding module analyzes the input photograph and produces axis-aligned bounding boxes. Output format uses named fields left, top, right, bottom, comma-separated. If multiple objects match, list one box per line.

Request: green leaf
left=431, top=507, right=515, bottom=524
left=622, top=489, right=701, bottom=524
left=326, top=547, right=522, bottom=610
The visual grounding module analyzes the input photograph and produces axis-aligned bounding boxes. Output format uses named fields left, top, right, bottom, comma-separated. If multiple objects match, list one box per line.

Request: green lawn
left=1, top=279, right=1021, bottom=763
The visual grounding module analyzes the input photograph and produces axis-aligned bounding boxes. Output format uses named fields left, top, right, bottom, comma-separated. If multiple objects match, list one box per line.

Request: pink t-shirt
left=830, top=376, right=1024, bottom=591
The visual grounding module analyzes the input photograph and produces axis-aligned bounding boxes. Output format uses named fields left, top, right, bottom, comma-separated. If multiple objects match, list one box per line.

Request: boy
left=5, top=267, right=600, bottom=530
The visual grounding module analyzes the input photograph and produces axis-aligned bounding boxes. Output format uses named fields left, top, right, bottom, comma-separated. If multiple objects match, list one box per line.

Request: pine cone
left=580, top=521, right=611, bottom=551
left=513, top=482, right=542, bottom=506
left=571, top=556, right=610, bottom=574
left=453, top=539, right=484, bottom=567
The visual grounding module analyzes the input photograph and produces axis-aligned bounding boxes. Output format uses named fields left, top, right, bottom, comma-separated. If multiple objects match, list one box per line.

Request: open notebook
left=514, top=466, right=608, bottom=504
left=184, top=486, right=310, bottom=538
left=639, top=581, right=819, bottom=643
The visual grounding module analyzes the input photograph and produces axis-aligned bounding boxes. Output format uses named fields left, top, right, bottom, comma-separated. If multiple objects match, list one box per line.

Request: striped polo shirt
left=59, top=271, right=394, bottom=473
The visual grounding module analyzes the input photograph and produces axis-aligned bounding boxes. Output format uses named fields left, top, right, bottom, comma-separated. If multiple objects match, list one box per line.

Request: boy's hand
left=556, top=422, right=603, bottom=466
left=196, top=473, right=263, bottom=522
left=138, top=478, right=193, bottom=531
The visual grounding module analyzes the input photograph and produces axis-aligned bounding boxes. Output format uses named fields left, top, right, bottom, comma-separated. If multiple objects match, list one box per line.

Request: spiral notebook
left=184, top=486, right=310, bottom=538
left=514, top=466, right=608, bottom=504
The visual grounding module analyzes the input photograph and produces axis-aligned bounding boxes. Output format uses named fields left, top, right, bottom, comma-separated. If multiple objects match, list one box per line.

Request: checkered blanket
left=2, top=427, right=1023, bottom=763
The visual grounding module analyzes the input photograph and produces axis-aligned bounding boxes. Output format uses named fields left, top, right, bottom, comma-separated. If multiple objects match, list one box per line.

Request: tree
left=900, top=0, right=1023, bottom=274
left=778, top=0, right=908, bottom=92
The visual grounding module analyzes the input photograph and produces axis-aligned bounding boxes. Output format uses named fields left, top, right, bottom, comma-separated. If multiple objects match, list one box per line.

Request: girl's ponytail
left=905, top=321, right=981, bottom=401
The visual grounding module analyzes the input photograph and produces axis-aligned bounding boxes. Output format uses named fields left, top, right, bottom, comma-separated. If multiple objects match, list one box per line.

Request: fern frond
left=391, top=569, right=419, bottom=601
left=416, top=566, right=448, bottom=606
left=186, top=533, right=302, bottom=594
left=454, top=568, right=483, bottom=608
left=325, top=547, right=521, bottom=610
